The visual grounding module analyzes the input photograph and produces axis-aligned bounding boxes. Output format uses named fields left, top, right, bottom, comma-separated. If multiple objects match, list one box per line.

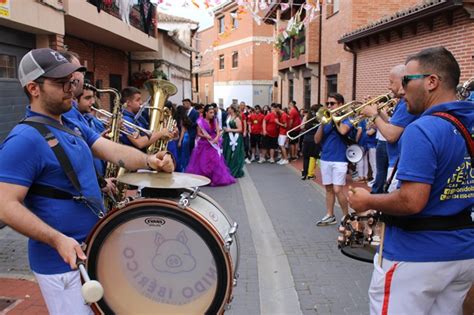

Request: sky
left=155, top=0, right=221, bottom=30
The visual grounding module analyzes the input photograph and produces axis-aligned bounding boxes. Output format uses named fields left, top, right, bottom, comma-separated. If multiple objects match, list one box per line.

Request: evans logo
left=145, top=217, right=166, bottom=227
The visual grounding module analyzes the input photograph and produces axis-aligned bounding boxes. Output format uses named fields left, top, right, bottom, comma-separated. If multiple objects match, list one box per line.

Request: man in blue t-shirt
left=349, top=47, right=474, bottom=314
left=314, top=93, right=352, bottom=226
left=0, top=48, right=175, bottom=314
left=120, top=86, right=171, bottom=150
left=362, top=64, right=418, bottom=192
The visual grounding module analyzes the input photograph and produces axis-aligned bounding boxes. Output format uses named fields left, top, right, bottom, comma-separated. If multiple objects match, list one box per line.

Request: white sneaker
left=258, top=158, right=265, bottom=164
left=279, top=159, right=289, bottom=165
left=316, top=214, right=336, bottom=226
left=268, top=158, right=275, bottom=164
left=245, top=158, right=251, bottom=164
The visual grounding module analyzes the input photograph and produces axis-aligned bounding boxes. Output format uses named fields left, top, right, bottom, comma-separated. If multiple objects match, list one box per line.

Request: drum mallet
left=77, top=259, right=104, bottom=304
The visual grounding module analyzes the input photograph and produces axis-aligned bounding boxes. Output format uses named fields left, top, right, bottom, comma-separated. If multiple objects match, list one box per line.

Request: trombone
left=286, top=101, right=362, bottom=140
left=332, top=94, right=392, bottom=126
left=91, top=106, right=152, bottom=139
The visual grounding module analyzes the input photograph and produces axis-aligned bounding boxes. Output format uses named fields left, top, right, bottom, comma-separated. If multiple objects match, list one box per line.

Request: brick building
left=193, top=1, right=274, bottom=108
left=339, top=0, right=474, bottom=99
left=0, top=0, right=158, bottom=140
left=264, top=0, right=321, bottom=109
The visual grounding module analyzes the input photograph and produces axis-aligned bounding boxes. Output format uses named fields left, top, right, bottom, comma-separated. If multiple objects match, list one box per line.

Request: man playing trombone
left=314, top=93, right=353, bottom=226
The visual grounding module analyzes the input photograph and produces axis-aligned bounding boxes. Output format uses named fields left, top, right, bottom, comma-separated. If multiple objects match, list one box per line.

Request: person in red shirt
left=259, top=104, right=279, bottom=163
left=288, top=100, right=302, bottom=160
left=275, top=104, right=289, bottom=165
left=248, top=105, right=265, bottom=162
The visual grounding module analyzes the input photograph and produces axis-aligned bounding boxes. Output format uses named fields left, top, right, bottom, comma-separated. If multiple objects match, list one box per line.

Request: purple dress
left=185, top=117, right=236, bottom=186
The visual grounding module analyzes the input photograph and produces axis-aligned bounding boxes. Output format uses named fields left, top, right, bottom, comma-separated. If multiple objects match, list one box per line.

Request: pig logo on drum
left=152, top=231, right=197, bottom=273
left=122, top=226, right=218, bottom=305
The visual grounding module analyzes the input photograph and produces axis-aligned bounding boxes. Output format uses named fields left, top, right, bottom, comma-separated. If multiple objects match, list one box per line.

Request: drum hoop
left=340, top=246, right=376, bottom=264
left=85, top=198, right=233, bottom=314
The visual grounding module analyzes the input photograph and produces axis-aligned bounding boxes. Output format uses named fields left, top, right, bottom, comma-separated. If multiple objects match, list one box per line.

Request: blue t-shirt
left=320, top=119, right=352, bottom=162
left=357, top=120, right=376, bottom=149
left=0, top=108, right=102, bottom=274
left=120, top=110, right=149, bottom=147
left=387, top=99, right=418, bottom=167
left=468, top=91, right=474, bottom=102
left=83, top=114, right=106, bottom=176
left=384, top=101, right=474, bottom=262
left=63, top=101, right=89, bottom=127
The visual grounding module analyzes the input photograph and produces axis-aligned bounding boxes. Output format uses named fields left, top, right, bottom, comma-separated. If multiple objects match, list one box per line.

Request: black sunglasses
left=326, top=101, right=336, bottom=106
left=401, top=74, right=431, bottom=88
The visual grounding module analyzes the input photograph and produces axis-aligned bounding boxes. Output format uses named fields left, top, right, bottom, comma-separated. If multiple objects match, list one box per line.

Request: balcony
left=64, top=0, right=158, bottom=52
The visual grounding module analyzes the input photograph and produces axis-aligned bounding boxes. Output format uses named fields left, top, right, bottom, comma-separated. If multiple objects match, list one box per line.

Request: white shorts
left=369, top=254, right=474, bottom=315
left=34, top=271, right=93, bottom=315
left=386, top=166, right=399, bottom=192
left=320, top=160, right=348, bottom=186
left=278, top=135, right=287, bottom=147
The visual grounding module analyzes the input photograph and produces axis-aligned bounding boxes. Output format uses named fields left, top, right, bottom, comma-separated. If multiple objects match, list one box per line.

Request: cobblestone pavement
left=0, top=161, right=373, bottom=314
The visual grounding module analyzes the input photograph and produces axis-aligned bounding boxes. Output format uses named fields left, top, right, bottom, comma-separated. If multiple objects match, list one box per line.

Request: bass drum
left=84, top=190, right=239, bottom=314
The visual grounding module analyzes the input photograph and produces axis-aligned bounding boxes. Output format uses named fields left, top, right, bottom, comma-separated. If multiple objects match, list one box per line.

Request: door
left=0, top=27, right=35, bottom=141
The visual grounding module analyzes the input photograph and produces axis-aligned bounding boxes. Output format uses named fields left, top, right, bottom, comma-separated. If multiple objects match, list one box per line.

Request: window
left=232, top=52, right=238, bottom=68
left=232, top=99, right=238, bottom=105
left=326, top=75, right=337, bottom=98
left=218, top=98, right=224, bottom=107
left=219, top=54, right=225, bottom=70
left=218, top=16, right=225, bottom=33
left=304, top=78, right=311, bottom=108
left=289, top=79, right=294, bottom=102
left=231, top=10, right=239, bottom=29
left=326, top=0, right=340, bottom=17
left=0, top=54, right=17, bottom=79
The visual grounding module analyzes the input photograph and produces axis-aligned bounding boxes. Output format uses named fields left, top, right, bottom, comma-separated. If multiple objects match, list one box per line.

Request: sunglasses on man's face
left=326, top=101, right=336, bottom=106
left=401, top=74, right=431, bottom=88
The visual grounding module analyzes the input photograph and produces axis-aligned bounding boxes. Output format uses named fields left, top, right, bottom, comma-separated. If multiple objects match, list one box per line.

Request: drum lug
left=178, top=188, right=200, bottom=209
left=224, top=222, right=238, bottom=252
left=233, top=274, right=239, bottom=286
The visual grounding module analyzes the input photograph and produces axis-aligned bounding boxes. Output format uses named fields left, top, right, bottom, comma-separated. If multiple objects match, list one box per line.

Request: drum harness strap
left=380, top=111, right=474, bottom=231
left=21, top=116, right=105, bottom=218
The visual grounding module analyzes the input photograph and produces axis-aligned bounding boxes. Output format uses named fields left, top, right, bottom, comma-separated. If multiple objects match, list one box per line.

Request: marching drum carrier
left=81, top=172, right=240, bottom=314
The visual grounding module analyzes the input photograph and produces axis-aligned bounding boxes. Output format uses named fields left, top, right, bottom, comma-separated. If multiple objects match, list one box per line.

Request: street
left=0, top=162, right=372, bottom=315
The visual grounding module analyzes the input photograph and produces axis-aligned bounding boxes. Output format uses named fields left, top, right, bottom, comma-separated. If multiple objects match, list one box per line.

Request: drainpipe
left=344, top=43, right=357, bottom=101
left=317, top=8, right=322, bottom=105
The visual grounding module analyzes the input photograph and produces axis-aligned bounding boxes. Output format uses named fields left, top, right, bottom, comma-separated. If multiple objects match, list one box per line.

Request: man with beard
left=0, top=48, right=175, bottom=314
left=349, top=47, right=474, bottom=314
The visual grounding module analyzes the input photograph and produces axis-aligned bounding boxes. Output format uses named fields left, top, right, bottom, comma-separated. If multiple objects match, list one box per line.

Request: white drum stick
left=78, top=261, right=104, bottom=304
left=377, top=222, right=386, bottom=268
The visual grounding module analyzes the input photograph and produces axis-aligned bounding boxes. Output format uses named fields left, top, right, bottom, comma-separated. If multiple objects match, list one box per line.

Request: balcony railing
left=87, top=0, right=156, bottom=37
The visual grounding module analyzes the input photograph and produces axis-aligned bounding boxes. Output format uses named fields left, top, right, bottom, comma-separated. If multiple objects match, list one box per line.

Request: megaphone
left=346, top=144, right=364, bottom=163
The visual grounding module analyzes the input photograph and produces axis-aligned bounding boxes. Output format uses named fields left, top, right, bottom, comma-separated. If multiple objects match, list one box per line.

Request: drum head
left=86, top=201, right=228, bottom=314
left=118, top=171, right=211, bottom=189
left=340, top=246, right=376, bottom=263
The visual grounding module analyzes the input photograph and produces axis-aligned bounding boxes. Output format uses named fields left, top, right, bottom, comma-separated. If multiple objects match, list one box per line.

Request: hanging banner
left=0, top=0, right=10, bottom=19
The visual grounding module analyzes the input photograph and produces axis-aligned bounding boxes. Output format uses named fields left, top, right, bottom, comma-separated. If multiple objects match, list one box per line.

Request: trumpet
left=332, top=94, right=392, bottom=126
left=350, top=98, right=398, bottom=126
left=457, top=77, right=474, bottom=100
left=91, top=106, right=152, bottom=139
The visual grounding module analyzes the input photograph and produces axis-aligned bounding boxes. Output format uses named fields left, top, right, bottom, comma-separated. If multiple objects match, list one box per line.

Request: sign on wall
left=0, top=0, right=10, bottom=19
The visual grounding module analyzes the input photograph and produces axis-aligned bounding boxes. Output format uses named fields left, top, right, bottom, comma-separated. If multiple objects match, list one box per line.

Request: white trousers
left=356, top=151, right=369, bottom=178
left=34, top=271, right=93, bottom=315
left=369, top=254, right=474, bottom=315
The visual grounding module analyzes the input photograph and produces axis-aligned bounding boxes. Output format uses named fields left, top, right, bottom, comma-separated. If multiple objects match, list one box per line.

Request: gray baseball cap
left=18, top=48, right=87, bottom=87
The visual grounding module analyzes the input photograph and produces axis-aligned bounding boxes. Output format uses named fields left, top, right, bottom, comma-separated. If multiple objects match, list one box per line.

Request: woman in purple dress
left=186, top=105, right=236, bottom=186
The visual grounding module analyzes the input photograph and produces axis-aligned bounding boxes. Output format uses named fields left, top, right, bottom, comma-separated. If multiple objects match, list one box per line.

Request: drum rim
left=340, top=246, right=376, bottom=263
left=85, top=199, right=233, bottom=314
left=190, top=189, right=241, bottom=276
